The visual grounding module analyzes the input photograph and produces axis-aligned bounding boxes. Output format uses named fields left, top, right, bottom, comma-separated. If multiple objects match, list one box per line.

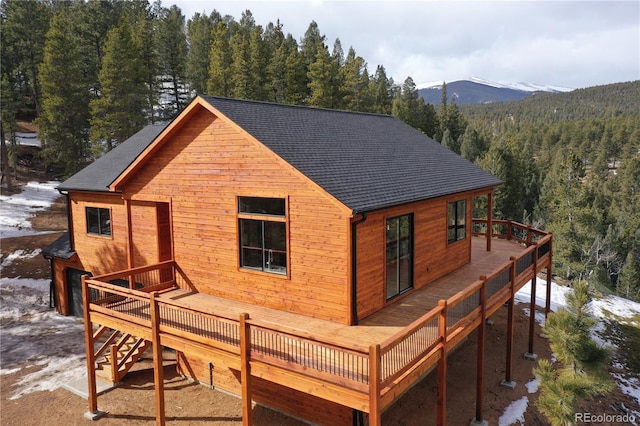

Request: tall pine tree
left=90, top=20, right=148, bottom=154
left=38, top=11, right=91, bottom=176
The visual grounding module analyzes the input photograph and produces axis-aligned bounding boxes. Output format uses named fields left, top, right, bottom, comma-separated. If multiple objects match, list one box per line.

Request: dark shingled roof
left=58, top=97, right=501, bottom=213
left=42, top=232, right=76, bottom=260
left=201, top=96, right=501, bottom=213
left=57, top=123, right=168, bottom=192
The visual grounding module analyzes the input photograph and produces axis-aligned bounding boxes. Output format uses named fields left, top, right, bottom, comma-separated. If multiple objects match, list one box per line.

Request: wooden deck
left=141, top=238, right=525, bottom=348
left=82, top=221, right=552, bottom=425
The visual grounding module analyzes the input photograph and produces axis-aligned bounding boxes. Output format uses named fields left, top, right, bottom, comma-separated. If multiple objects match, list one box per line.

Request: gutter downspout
left=351, top=212, right=368, bottom=326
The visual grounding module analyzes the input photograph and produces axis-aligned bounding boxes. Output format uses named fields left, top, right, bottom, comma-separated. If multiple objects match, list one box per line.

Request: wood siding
left=122, top=107, right=351, bottom=323
left=67, top=192, right=128, bottom=275
left=356, top=193, right=472, bottom=320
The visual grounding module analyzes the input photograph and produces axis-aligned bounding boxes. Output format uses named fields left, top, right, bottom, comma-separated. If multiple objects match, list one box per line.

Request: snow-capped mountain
left=417, top=78, right=573, bottom=105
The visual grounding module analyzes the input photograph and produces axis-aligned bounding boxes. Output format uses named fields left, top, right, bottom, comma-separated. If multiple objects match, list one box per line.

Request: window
left=448, top=200, right=466, bottom=243
left=386, top=214, right=413, bottom=300
left=86, top=207, right=111, bottom=236
left=238, top=197, right=287, bottom=275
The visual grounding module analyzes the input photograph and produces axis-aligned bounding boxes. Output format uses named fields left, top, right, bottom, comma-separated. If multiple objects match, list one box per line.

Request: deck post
left=368, top=344, right=382, bottom=426
left=525, top=247, right=538, bottom=361
left=240, top=313, right=252, bottom=426
left=486, top=191, right=493, bottom=252
left=501, top=258, right=517, bottom=388
left=437, top=300, right=448, bottom=426
left=545, top=239, right=553, bottom=317
left=124, top=198, right=135, bottom=287
left=472, top=278, right=488, bottom=425
left=150, top=292, right=166, bottom=426
left=82, top=275, right=104, bottom=420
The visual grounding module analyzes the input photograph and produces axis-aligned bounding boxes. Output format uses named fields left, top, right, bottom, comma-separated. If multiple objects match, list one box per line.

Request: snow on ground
left=16, top=132, right=41, bottom=147
left=1, top=180, right=86, bottom=400
left=498, top=279, right=640, bottom=424
left=0, top=181, right=61, bottom=238
left=0, top=277, right=86, bottom=399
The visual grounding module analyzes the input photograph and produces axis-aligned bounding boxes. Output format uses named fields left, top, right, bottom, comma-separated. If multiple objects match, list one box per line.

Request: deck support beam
left=82, top=274, right=105, bottom=419
left=437, top=300, right=448, bottom=426
left=150, top=293, right=166, bottom=426
left=501, top=258, right=517, bottom=387
left=240, top=313, right=253, bottom=426
left=473, top=279, right=487, bottom=425
left=545, top=242, right=553, bottom=317
left=486, top=191, right=493, bottom=252
left=525, top=248, right=539, bottom=361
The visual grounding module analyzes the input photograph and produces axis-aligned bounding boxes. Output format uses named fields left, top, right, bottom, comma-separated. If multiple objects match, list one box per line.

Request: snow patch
left=0, top=181, right=61, bottom=238
left=525, top=378, right=540, bottom=394
left=16, top=132, right=41, bottom=147
left=0, top=277, right=86, bottom=399
left=498, top=396, right=528, bottom=426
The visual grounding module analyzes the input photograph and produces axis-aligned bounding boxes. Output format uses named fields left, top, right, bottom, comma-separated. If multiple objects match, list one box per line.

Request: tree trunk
left=1, top=122, right=13, bottom=189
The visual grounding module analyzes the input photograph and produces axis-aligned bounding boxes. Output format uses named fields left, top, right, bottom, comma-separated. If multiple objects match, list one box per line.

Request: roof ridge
left=199, top=95, right=396, bottom=119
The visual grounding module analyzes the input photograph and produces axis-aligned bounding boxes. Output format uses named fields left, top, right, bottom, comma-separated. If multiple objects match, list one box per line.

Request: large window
left=238, top=197, right=287, bottom=275
left=386, top=214, right=413, bottom=300
left=86, top=207, right=111, bottom=237
left=448, top=200, right=466, bottom=243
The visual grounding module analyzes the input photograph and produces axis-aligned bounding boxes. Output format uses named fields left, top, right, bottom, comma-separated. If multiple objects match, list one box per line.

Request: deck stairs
left=93, top=326, right=151, bottom=384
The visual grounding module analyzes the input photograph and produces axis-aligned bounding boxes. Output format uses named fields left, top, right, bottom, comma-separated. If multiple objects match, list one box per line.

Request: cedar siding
left=123, top=106, right=352, bottom=323
left=356, top=192, right=474, bottom=320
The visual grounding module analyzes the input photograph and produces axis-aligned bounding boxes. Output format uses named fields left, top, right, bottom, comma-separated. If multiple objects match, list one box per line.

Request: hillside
left=460, top=80, right=640, bottom=123
left=419, top=80, right=532, bottom=105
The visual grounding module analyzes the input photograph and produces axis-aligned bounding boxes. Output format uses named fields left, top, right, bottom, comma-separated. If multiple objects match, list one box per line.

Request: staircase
left=93, top=327, right=151, bottom=384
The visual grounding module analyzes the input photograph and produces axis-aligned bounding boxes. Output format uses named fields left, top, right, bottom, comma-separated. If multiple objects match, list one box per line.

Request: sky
left=171, top=0, right=640, bottom=90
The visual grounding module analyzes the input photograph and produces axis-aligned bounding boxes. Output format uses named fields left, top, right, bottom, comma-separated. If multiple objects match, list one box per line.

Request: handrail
left=379, top=305, right=442, bottom=386
left=92, top=260, right=175, bottom=282
left=248, top=317, right=370, bottom=386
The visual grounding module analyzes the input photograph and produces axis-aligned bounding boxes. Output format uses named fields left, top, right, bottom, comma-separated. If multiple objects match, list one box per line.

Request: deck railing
left=84, top=219, right=552, bottom=415
left=248, top=319, right=370, bottom=390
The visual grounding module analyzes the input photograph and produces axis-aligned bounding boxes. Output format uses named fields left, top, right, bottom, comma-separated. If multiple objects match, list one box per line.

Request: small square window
left=86, top=207, right=111, bottom=236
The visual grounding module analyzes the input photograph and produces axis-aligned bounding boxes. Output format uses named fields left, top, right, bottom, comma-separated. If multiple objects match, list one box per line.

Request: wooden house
left=44, top=96, right=552, bottom=425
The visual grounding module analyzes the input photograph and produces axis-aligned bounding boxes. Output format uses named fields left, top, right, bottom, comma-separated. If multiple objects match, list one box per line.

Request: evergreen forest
left=1, top=0, right=639, bottom=301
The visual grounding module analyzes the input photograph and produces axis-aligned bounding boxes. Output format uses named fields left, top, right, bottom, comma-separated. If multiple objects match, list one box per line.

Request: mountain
left=417, top=78, right=573, bottom=105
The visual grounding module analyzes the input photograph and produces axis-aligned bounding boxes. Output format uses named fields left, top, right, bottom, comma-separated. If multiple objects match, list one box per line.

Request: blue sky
left=172, top=0, right=640, bottom=90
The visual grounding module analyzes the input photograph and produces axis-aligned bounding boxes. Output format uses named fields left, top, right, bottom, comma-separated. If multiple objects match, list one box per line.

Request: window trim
left=85, top=206, right=112, bottom=238
left=447, top=199, right=467, bottom=244
left=237, top=196, right=289, bottom=277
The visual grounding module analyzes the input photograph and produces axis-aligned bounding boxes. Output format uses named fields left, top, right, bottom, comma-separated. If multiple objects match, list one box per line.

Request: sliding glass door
left=386, top=214, right=413, bottom=300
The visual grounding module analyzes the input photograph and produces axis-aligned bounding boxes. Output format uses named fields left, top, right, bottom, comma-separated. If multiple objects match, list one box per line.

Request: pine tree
left=248, top=25, right=269, bottom=101
left=207, top=21, right=233, bottom=97
left=617, top=249, right=640, bottom=301
left=307, top=43, right=340, bottom=108
left=476, top=139, right=524, bottom=220
left=0, top=0, right=51, bottom=116
left=341, top=47, right=369, bottom=111
left=38, top=11, right=91, bottom=176
left=284, top=46, right=307, bottom=105
left=186, top=11, right=218, bottom=94
left=128, top=5, right=160, bottom=123
left=90, top=20, right=148, bottom=154
left=369, top=65, right=393, bottom=114
left=535, top=281, right=613, bottom=425
left=157, top=5, right=188, bottom=118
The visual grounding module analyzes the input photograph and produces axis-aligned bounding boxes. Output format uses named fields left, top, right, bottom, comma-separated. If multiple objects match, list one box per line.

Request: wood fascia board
left=109, top=98, right=208, bottom=192
left=196, top=99, right=353, bottom=216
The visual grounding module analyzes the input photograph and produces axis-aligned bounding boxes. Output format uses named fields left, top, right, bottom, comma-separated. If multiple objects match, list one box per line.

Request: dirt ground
left=1, top=176, right=637, bottom=425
